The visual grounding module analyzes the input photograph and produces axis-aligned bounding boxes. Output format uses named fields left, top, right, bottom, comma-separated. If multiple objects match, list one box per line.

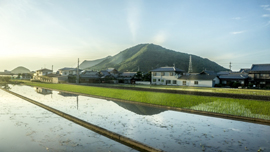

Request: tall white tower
left=188, top=55, right=193, bottom=73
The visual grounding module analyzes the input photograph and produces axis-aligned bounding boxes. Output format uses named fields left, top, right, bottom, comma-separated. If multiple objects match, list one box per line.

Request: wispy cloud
left=230, top=31, right=245, bottom=35
left=261, top=5, right=270, bottom=11
left=126, top=0, right=142, bottom=42
left=262, top=14, right=270, bottom=17
left=232, top=17, right=241, bottom=20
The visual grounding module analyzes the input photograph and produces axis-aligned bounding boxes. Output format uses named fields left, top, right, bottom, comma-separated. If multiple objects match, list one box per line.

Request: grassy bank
left=19, top=81, right=270, bottom=120
left=88, top=83, right=270, bottom=96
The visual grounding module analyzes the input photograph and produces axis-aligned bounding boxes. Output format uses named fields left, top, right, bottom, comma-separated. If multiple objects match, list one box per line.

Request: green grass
left=20, top=81, right=270, bottom=120
left=87, top=83, right=270, bottom=96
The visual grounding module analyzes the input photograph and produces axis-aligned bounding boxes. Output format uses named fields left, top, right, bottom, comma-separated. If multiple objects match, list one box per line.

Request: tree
left=142, top=72, right=151, bottom=81
left=135, top=71, right=143, bottom=80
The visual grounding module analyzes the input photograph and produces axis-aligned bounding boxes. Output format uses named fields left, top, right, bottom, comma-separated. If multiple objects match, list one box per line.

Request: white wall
left=179, top=80, right=213, bottom=87
left=136, top=81, right=150, bottom=85
left=151, top=72, right=179, bottom=85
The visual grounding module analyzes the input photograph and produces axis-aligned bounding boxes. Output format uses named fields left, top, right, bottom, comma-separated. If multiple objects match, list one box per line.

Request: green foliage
left=0, top=77, right=11, bottom=82
left=23, top=82, right=270, bottom=120
left=88, top=44, right=228, bottom=72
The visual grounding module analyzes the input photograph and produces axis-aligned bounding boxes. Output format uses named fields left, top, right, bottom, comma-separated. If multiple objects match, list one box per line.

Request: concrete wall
left=135, top=81, right=151, bottom=85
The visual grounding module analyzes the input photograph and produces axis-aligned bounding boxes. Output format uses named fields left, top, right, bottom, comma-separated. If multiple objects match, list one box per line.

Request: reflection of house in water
left=58, top=92, right=78, bottom=97
left=112, top=101, right=166, bottom=115
left=35, top=87, right=52, bottom=95
left=58, top=92, right=79, bottom=110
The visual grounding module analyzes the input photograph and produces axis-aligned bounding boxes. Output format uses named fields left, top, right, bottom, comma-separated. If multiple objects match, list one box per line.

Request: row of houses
left=31, top=67, right=140, bottom=84
left=151, top=64, right=270, bottom=88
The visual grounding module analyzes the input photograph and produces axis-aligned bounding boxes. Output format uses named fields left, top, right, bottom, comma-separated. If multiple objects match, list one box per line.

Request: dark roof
left=217, top=71, right=231, bottom=76
left=119, top=72, right=137, bottom=77
left=80, top=75, right=100, bottom=78
left=59, top=67, right=82, bottom=71
left=250, top=64, right=270, bottom=72
left=151, top=67, right=184, bottom=72
left=200, top=70, right=217, bottom=76
left=239, top=68, right=251, bottom=73
left=36, top=68, right=52, bottom=72
left=178, top=75, right=217, bottom=80
left=0, top=72, right=13, bottom=75
left=219, top=73, right=248, bottom=79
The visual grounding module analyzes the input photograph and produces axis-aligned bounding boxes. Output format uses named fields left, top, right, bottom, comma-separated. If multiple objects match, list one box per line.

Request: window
left=166, top=80, right=171, bottom=84
left=173, top=80, right=177, bottom=84
left=153, top=72, right=157, bottom=76
left=153, top=79, right=156, bottom=82
left=158, top=79, right=160, bottom=81
left=183, top=81, right=186, bottom=85
left=161, top=79, right=164, bottom=82
left=194, top=81, right=198, bottom=85
left=222, top=81, right=227, bottom=84
left=170, top=72, right=173, bottom=76
left=260, top=82, right=266, bottom=84
left=241, top=81, right=244, bottom=84
left=161, top=72, right=165, bottom=76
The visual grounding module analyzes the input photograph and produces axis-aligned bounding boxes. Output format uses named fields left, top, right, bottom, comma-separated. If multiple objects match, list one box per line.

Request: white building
left=33, top=68, right=52, bottom=78
left=151, top=67, right=184, bottom=85
left=58, top=68, right=82, bottom=76
left=178, top=75, right=220, bottom=87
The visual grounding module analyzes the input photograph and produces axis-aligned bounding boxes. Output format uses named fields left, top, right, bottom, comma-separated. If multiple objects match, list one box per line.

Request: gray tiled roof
left=200, top=70, right=217, bottom=76
left=151, top=67, right=184, bottom=72
left=59, top=67, right=82, bottom=71
left=217, top=71, right=231, bottom=76
left=239, top=68, right=251, bottom=73
left=119, top=72, right=137, bottom=77
left=36, top=68, right=52, bottom=72
left=219, top=73, right=248, bottom=79
left=250, top=64, right=270, bottom=72
left=178, top=75, right=217, bottom=80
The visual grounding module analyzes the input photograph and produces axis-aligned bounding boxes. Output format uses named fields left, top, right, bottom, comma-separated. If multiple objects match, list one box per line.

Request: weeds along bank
left=21, top=82, right=270, bottom=120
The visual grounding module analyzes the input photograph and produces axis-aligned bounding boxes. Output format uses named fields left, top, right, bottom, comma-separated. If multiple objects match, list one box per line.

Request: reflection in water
left=58, top=92, right=78, bottom=97
left=35, top=87, right=52, bottom=95
left=8, top=85, right=270, bottom=152
left=112, top=101, right=167, bottom=115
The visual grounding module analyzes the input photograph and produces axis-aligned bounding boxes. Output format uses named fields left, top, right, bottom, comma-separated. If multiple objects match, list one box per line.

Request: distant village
left=0, top=58, right=270, bottom=89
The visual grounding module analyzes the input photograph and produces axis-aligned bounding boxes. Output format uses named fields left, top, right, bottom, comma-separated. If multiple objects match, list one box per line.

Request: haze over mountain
left=85, top=44, right=228, bottom=72
left=80, top=56, right=111, bottom=69
left=11, top=66, right=31, bottom=74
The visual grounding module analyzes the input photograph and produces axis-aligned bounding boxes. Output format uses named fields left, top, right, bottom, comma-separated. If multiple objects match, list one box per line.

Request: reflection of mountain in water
left=112, top=101, right=166, bottom=115
left=35, top=87, right=52, bottom=95
left=58, top=92, right=78, bottom=97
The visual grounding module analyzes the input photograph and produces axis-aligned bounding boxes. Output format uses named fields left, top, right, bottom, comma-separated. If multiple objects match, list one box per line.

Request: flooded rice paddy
left=0, top=89, right=136, bottom=152
left=3, top=84, right=270, bottom=151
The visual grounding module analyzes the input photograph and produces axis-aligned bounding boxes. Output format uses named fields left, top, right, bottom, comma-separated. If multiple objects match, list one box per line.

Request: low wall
left=135, top=81, right=150, bottom=85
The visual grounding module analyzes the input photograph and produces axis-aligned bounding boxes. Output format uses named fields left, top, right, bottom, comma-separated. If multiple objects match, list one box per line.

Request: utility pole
left=229, top=62, right=232, bottom=70
left=52, top=65, right=53, bottom=72
left=76, top=58, right=79, bottom=84
left=188, top=55, right=193, bottom=73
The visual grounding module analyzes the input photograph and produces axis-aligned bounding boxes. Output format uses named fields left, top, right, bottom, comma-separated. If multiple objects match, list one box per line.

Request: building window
left=260, top=82, right=266, bottom=84
left=183, top=81, right=186, bottom=85
left=153, top=72, right=157, bottom=76
left=194, top=81, right=198, bottom=85
left=161, top=79, right=164, bottom=82
left=241, top=81, right=244, bottom=84
left=166, top=80, right=171, bottom=84
left=170, top=72, right=173, bottom=76
left=153, top=79, right=156, bottom=82
left=173, top=80, right=177, bottom=84
left=161, top=72, right=165, bottom=76
left=222, top=81, right=227, bottom=84
left=158, top=79, right=160, bottom=81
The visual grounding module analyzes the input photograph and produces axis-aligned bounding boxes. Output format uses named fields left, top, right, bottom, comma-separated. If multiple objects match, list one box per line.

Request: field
left=17, top=81, right=270, bottom=120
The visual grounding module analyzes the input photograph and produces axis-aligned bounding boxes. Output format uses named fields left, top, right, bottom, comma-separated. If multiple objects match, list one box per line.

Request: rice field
left=17, top=82, right=270, bottom=120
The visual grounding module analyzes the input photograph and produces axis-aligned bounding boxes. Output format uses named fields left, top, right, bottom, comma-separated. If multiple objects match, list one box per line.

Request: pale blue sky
left=0, top=0, right=269, bottom=71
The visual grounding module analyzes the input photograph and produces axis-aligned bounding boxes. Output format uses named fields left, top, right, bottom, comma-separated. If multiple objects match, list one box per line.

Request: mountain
left=87, top=44, right=228, bottom=72
left=80, top=56, right=111, bottom=69
left=11, top=66, right=31, bottom=74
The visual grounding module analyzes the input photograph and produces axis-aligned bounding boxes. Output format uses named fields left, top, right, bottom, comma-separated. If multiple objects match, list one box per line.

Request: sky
left=0, top=0, right=270, bottom=71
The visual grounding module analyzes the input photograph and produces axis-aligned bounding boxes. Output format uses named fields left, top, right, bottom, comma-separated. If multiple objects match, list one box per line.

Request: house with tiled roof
left=219, top=72, right=249, bottom=86
left=249, top=64, right=270, bottom=88
left=178, top=74, right=219, bottom=87
left=151, top=67, right=184, bottom=85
